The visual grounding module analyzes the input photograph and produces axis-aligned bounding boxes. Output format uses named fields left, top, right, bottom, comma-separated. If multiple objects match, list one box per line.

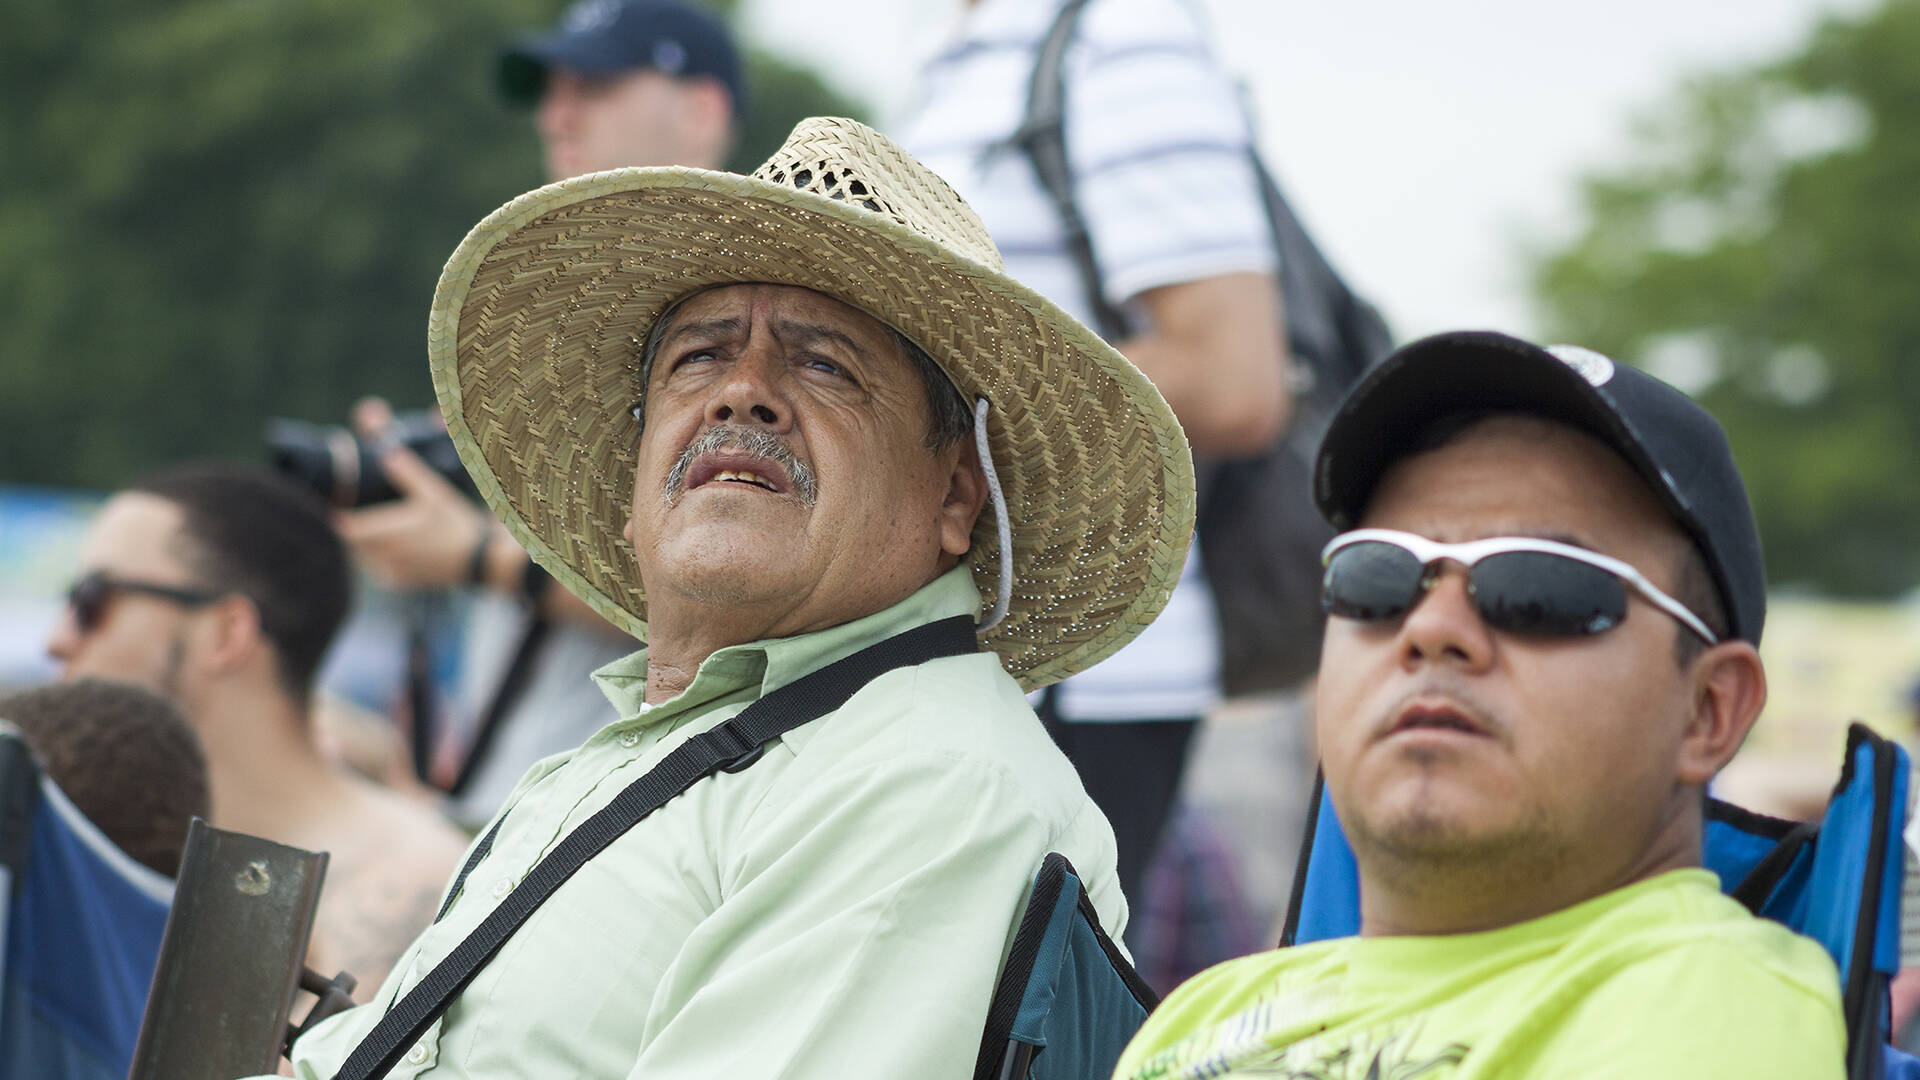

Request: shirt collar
left=593, top=564, right=983, bottom=728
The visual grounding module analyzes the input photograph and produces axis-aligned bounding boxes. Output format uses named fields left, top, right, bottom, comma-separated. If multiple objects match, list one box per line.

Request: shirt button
left=491, top=877, right=514, bottom=899
left=618, top=729, right=641, bottom=748
left=406, top=1042, right=429, bottom=1064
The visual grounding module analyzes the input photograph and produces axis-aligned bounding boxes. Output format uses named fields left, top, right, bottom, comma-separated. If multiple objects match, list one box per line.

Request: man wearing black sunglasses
left=45, top=462, right=467, bottom=999
left=1114, top=331, right=1844, bottom=1078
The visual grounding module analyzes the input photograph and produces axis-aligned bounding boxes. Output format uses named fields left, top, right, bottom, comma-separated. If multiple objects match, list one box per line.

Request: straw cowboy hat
left=428, top=116, right=1194, bottom=690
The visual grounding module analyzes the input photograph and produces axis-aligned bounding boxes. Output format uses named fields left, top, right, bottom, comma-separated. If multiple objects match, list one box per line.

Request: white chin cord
left=974, top=397, right=1012, bottom=632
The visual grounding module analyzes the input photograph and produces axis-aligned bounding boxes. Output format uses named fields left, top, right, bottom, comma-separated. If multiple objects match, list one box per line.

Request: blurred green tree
left=1532, top=0, right=1920, bottom=597
left=0, top=0, right=864, bottom=489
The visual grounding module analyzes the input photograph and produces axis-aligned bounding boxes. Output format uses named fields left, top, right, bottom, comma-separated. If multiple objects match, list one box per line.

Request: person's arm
left=625, top=751, right=1086, bottom=1080
left=332, top=400, right=630, bottom=640
left=1062, top=0, right=1290, bottom=457
left=1118, top=271, right=1288, bottom=456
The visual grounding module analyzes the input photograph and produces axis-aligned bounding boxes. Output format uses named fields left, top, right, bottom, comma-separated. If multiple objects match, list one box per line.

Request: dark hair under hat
left=499, top=0, right=746, bottom=118
left=1314, top=330, right=1766, bottom=644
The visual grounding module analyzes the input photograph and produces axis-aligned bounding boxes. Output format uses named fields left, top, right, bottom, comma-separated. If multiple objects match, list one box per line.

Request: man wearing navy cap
left=500, top=0, right=743, bottom=180
left=1112, top=331, right=1846, bottom=1078
left=334, top=0, right=747, bottom=828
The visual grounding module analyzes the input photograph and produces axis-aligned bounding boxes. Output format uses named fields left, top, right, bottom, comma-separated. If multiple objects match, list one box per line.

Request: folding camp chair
left=973, top=853, right=1160, bottom=1080
left=0, top=723, right=174, bottom=1080
left=1281, top=722, right=1920, bottom=1080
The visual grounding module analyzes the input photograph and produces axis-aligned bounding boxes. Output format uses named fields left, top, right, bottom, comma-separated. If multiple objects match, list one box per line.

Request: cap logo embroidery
left=652, top=39, right=688, bottom=74
left=563, top=0, right=621, bottom=34
left=1546, top=344, right=1616, bottom=387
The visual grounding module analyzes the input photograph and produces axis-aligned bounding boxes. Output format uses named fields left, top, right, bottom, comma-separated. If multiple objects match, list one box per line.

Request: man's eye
left=803, top=356, right=846, bottom=377
left=673, top=350, right=718, bottom=370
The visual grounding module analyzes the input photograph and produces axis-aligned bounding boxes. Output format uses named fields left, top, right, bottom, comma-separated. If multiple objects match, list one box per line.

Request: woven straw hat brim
left=429, top=166, right=1195, bottom=691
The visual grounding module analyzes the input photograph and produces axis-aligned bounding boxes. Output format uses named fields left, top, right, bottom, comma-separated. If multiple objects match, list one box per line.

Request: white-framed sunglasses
left=1320, top=528, right=1719, bottom=644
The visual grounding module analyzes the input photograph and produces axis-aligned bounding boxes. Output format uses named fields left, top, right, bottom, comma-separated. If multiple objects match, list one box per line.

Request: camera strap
left=328, top=614, right=980, bottom=1080
left=444, top=614, right=552, bottom=799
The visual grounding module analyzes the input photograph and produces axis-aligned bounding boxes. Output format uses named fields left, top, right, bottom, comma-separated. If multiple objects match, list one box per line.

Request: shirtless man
left=46, top=462, right=468, bottom=995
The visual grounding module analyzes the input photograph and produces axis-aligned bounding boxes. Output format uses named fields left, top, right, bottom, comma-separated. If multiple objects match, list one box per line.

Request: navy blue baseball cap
left=499, top=0, right=746, bottom=118
left=1314, top=330, right=1766, bottom=644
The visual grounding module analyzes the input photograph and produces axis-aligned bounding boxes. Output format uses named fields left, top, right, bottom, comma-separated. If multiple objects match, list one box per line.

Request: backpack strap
left=1010, top=0, right=1128, bottom=342
left=330, top=614, right=980, bottom=1080
left=1010, top=0, right=1385, bottom=398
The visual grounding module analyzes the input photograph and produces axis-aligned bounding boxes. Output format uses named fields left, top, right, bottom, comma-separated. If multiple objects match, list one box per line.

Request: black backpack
left=1011, top=0, right=1393, bottom=693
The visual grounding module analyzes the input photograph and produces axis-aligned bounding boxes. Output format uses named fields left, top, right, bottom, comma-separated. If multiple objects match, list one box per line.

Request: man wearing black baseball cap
left=1113, top=331, right=1845, bottom=1078
left=500, top=0, right=744, bottom=180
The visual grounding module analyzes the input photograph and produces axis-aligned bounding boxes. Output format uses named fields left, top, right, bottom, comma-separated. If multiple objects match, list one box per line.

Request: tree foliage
left=1533, top=0, right=1920, bottom=597
left=0, top=0, right=864, bottom=489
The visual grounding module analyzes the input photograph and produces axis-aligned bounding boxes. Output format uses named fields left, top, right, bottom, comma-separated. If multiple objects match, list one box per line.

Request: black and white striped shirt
left=901, top=0, right=1277, bottom=720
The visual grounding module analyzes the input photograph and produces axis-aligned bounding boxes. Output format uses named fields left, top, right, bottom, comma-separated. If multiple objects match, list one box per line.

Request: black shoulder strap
left=445, top=615, right=554, bottom=799
left=331, top=614, right=979, bottom=1080
left=1012, top=0, right=1128, bottom=341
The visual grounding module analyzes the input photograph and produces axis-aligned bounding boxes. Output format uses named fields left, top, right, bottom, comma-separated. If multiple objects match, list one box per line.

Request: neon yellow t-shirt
left=1114, top=869, right=1844, bottom=1079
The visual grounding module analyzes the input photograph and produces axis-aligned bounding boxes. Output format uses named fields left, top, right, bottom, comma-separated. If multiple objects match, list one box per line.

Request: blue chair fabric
left=0, top=729, right=173, bottom=1080
left=974, top=853, right=1159, bottom=1080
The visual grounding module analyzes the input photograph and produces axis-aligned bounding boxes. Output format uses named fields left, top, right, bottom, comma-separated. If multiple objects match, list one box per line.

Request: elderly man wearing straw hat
left=268, top=117, right=1193, bottom=1079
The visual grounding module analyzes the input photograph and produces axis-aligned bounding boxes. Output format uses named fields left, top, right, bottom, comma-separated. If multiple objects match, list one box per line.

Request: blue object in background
left=0, top=728, right=173, bottom=1080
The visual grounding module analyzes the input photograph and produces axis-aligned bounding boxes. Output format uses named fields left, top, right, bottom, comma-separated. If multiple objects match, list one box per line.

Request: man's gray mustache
left=663, top=426, right=818, bottom=507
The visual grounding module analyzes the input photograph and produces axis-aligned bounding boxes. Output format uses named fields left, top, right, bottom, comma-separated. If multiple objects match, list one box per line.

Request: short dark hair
left=890, top=328, right=975, bottom=452
left=128, top=462, right=352, bottom=701
left=1671, top=548, right=1731, bottom=666
left=1395, top=409, right=1731, bottom=668
left=635, top=298, right=975, bottom=452
left=1, top=679, right=210, bottom=876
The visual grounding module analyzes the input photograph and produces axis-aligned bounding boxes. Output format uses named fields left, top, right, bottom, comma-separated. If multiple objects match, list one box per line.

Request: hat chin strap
left=974, top=397, right=1012, bottom=632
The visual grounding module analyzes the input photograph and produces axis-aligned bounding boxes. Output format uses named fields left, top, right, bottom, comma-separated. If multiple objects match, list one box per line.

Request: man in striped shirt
left=900, top=0, right=1290, bottom=904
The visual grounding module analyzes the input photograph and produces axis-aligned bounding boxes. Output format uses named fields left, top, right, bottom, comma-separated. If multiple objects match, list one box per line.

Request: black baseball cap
left=1314, top=330, right=1765, bottom=644
left=499, top=0, right=746, bottom=118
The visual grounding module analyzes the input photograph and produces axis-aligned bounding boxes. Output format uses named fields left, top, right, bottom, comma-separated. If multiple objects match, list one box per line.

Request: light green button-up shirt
left=278, top=566, right=1124, bottom=1080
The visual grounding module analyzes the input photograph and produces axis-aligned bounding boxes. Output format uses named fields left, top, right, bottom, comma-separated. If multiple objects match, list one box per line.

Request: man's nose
left=705, top=351, right=792, bottom=431
left=1398, top=564, right=1496, bottom=672
left=45, top=607, right=82, bottom=669
left=536, top=83, right=579, bottom=136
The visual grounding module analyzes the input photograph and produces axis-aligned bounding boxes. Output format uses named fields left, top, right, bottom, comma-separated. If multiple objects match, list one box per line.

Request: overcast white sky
left=741, top=0, right=1875, bottom=339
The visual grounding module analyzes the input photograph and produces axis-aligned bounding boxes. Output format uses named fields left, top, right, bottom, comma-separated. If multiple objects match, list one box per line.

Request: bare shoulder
left=309, top=780, right=469, bottom=996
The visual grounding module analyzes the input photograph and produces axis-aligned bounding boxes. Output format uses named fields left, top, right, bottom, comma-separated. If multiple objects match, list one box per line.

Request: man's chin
left=646, top=535, right=805, bottom=609
left=1365, top=808, right=1488, bottom=858
left=1349, top=780, right=1560, bottom=871
left=60, top=662, right=175, bottom=704
left=1351, top=775, right=1512, bottom=855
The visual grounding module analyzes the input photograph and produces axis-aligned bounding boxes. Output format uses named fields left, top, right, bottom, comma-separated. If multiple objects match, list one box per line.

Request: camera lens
left=265, top=413, right=478, bottom=509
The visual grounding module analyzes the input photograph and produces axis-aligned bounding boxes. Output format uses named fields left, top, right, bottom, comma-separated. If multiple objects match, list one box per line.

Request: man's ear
left=938, top=437, right=989, bottom=559
left=1676, top=640, right=1767, bottom=786
left=195, top=594, right=265, bottom=678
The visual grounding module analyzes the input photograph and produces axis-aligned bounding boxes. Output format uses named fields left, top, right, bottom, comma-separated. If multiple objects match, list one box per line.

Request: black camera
left=266, top=412, right=479, bottom=509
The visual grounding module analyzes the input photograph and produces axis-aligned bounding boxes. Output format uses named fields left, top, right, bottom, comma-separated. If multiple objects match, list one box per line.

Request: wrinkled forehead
left=640, top=283, right=908, bottom=382
left=650, top=282, right=896, bottom=344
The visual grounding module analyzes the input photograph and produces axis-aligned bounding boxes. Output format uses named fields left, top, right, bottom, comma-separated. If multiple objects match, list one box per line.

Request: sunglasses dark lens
left=67, top=574, right=109, bottom=632
left=1323, top=541, right=1426, bottom=622
left=1470, top=551, right=1627, bottom=636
